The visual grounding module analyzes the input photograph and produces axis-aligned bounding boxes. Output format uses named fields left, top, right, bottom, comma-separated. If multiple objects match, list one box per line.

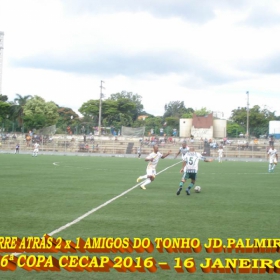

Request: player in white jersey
left=267, top=145, right=278, bottom=172
left=174, top=141, right=189, bottom=160
left=217, top=146, right=223, bottom=163
left=137, top=147, right=142, bottom=159
left=177, top=147, right=213, bottom=195
left=32, top=142, right=40, bottom=157
left=137, top=145, right=171, bottom=190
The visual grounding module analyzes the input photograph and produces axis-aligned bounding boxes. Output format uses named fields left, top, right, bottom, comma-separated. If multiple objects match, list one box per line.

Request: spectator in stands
left=26, top=134, right=31, bottom=146
left=223, top=137, right=227, bottom=145
left=90, top=133, right=94, bottom=142
left=269, top=135, right=274, bottom=146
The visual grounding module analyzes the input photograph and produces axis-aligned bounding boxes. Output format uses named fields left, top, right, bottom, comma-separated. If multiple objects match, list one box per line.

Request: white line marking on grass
left=12, top=160, right=182, bottom=257
left=200, top=172, right=273, bottom=175
left=48, top=160, right=182, bottom=236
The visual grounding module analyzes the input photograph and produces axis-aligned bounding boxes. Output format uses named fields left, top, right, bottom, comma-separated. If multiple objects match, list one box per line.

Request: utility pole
left=0, top=31, right=4, bottom=95
left=98, top=80, right=105, bottom=135
left=246, top=91, right=249, bottom=140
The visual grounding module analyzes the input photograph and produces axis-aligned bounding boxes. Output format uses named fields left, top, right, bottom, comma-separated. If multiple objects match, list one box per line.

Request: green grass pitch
left=0, top=154, right=280, bottom=279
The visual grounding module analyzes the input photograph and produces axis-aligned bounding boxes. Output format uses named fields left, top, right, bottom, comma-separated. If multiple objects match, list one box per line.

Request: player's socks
left=141, top=179, right=151, bottom=187
left=177, top=182, right=184, bottom=195
left=186, top=183, right=194, bottom=195
left=137, top=175, right=146, bottom=182
left=176, top=188, right=182, bottom=195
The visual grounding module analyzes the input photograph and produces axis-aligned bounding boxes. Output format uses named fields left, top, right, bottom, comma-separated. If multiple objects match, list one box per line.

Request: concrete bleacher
left=0, top=134, right=277, bottom=159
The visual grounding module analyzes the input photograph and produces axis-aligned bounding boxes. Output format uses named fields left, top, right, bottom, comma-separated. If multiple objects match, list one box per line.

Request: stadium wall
left=180, top=118, right=227, bottom=139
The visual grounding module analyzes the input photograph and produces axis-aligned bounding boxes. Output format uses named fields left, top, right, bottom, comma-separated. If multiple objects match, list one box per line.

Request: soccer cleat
left=140, top=185, right=146, bottom=190
left=137, top=177, right=142, bottom=183
left=186, top=188, right=191, bottom=195
left=176, top=188, right=182, bottom=195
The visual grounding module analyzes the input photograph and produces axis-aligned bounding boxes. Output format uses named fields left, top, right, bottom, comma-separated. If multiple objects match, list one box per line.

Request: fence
left=0, top=134, right=278, bottom=160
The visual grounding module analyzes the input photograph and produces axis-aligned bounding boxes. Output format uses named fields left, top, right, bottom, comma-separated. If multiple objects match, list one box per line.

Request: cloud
left=237, top=52, right=280, bottom=74
left=61, top=0, right=217, bottom=23
left=12, top=48, right=241, bottom=87
left=241, top=5, right=280, bottom=28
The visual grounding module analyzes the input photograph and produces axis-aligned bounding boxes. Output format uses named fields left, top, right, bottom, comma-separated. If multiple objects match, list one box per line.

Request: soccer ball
left=194, top=186, right=201, bottom=193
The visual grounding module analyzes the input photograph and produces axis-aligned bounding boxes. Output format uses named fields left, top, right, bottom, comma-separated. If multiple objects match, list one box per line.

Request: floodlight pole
left=98, top=80, right=105, bottom=135
left=246, top=91, right=249, bottom=140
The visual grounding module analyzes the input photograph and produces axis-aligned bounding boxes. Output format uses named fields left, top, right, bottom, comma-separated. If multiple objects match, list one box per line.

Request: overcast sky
left=0, top=0, right=280, bottom=119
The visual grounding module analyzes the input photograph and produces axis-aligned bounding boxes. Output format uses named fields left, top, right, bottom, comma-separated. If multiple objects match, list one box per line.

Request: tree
left=194, top=107, right=212, bottom=117
left=0, top=101, right=11, bottom=122
left=79, top=95, right=138, bottom=129
left=181, top=107, right=195, bottom=119
left=226, top=122, right=245, bottom=138
left=56, top=107, right=80, bottom=133
left=11, top=94, right=32, bottom=129
left=23, top=96, right=59, bottom=130
left=230, top=105, right=278, bottom=138
left=144, top=116, right=163, bottom=135
left=163, top=101, right=188, bottom=118
left=108, top=91, right=144, bottom=121
left=0, top=94, right=8, bottom=102
left=78, top=100, right=100, bottom=118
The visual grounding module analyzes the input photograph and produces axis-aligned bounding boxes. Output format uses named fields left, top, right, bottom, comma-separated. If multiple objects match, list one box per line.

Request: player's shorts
left=269, top=157, right=277, bottom=164
left=182, top=172, right=197, bottom=181
left=34, top=149, right=39, bottom=153
left=146, top=168, right=156, bottom=177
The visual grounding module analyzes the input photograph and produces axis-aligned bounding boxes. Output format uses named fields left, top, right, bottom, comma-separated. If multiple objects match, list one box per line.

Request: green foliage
left=79, top=92, right=142, bottom=130
left=23, top=95, right=59, bottom=130
left=56, top=107, right=80, bottom=132
left=78, top=99, right=100, bottom=117
left=0, top=101, right=10, bottom=122
left=163, top=101, right=189, bottom=118
left=143, top=116, right=163, bottom=134
left=23, top=114, right=47, bottom=129
left=10, top=94, right=32, bottom=129
left=194, top=107, right=212, bottom=116
left=108, top=91, right=144, bottom=120
left=226, top=122, right=245, bottom=137
left=181, top=112, right=193, bottom=119
left=165, top=116, right=179, bottom=127
left=230, top=105, right=277, bottom=137
left=0, top=94, right=8, bottom=102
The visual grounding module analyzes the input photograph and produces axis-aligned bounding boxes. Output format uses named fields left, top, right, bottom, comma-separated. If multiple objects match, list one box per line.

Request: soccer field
left=1, top=154, right=280, bottom=280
